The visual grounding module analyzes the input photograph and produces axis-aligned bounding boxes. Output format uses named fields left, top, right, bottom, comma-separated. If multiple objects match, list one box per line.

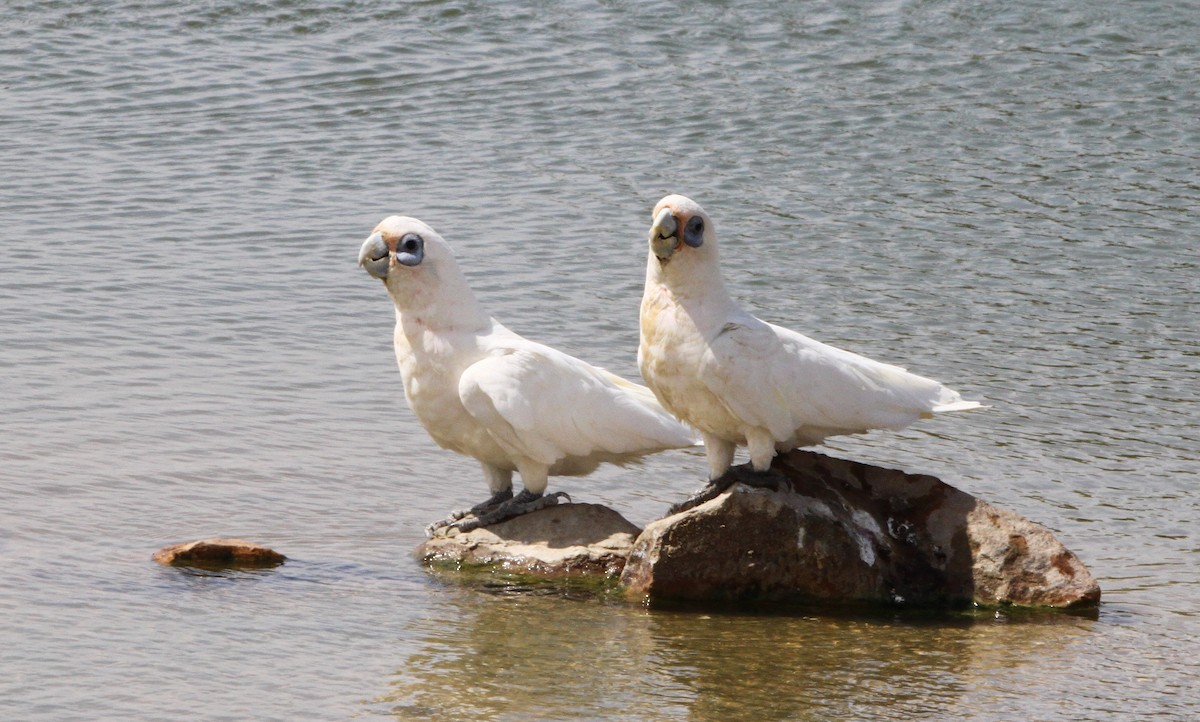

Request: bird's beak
left=649, top=207, right=681, bottom=260
left=359, top=232, right=390, bottom=280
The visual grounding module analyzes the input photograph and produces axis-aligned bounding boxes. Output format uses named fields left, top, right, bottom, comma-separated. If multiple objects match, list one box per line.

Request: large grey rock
left=619, top=450, right=1100, bottom=609
left=417, top=502, right=641, bottom=579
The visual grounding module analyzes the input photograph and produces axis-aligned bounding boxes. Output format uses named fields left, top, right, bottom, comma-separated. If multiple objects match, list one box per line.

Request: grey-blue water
left=2, top=1, right=1198, bottom=719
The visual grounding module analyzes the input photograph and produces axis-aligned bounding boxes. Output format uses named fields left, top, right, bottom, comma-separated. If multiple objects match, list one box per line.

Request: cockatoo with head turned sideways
left=638, top=194, right=982, bottom=509
left=359, top=215, right=696, bottom=533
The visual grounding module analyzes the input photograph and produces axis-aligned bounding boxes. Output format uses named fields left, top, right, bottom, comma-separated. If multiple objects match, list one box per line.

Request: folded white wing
left=699, top=314, right=981, bottom=444
left=459, top=347, right=695, bottom=467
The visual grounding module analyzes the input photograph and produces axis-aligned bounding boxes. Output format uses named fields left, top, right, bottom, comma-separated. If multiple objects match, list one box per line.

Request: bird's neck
left=643, top=252, right=738, bottom=321
left=387, top=269, right=492, bottom=338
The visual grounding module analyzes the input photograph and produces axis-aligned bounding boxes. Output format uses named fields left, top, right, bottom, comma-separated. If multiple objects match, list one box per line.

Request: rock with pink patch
left=619, top=450, right=1100, bottom=609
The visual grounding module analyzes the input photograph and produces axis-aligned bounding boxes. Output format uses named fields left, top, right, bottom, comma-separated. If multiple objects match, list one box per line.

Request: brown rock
left=619, top=450, right=1100, bottom=609
left=153, top=538, right=286, bottom=569
left=417, top=503, right=641, bottom=579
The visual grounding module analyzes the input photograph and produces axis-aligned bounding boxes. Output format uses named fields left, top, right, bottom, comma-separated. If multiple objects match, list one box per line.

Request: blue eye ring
left=396, top=233, right=424, bottom=266
left=683, top=216, right=704, bottom=248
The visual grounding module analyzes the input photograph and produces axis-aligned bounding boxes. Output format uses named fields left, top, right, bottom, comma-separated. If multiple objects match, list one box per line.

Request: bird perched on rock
left=638, top=194, right=982, bottom=511
left=359, top=215, right=697, bottom=533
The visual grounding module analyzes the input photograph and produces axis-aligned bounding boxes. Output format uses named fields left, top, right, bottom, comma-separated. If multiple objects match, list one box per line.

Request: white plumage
left=638, top=194, right=982, bottom=481
left=359, top=215, right=695, bottom=530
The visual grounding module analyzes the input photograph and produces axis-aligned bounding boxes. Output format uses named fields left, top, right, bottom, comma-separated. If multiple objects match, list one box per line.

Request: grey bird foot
left=724, top=464, right=790, bottom=492
left=452, top=488, right=516, bottom=520
left=454, top=489, right=572, bottom=533
left=425, top=489, right=515, bottom=537
left=426, top=489, right=573, bottom=536
left=667, top=464, right=789, bottom=515
left=668, top=474, right=739, bottom=516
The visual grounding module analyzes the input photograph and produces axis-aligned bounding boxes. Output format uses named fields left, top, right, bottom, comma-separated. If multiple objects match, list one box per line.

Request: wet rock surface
left=153, top=538, right=286, bottom=569
left=416, top=451, right=1101, bottom=610
left=418, top=502, right=641, bottom=578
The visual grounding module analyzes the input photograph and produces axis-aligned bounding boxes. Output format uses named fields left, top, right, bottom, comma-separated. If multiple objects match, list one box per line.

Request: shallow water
left=2, top=1, right=1198, bottom=719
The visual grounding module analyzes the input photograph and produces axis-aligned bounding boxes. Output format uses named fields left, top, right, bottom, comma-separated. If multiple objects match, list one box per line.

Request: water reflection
left=377, top=587, right=1094, bottom=721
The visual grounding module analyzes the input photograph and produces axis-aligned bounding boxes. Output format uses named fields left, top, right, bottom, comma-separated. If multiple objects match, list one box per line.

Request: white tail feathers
left=932, top=399, right=987, bottom=413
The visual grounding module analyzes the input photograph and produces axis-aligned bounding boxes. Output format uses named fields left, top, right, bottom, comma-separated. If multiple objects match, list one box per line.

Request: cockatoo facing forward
left=639, top=194, right=982, bottom=508
left=359, top=215, right=696, bottom=533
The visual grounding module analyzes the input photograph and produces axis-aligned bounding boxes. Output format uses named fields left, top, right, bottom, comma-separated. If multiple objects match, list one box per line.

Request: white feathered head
left=646, top=194, right=726, bottom=293
left=358, top=215, right=485, bottom=325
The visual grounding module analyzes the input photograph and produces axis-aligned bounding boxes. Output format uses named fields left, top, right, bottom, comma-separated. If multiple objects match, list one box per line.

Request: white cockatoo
left=359, top=215, right=696, bottom=532
left=639, top=194, right=982, bottom=505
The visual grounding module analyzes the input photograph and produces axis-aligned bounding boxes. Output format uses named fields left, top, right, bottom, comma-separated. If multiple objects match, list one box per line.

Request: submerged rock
left=620, top=451, right=1100, bottom=609
left=415, top=451, right=1100, bottom=610
left=153, top=538, right=286, bottom=569
left=417, top=502, right=640, bottom=578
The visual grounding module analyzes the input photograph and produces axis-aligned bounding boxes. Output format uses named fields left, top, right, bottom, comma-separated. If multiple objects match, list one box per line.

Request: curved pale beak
left=359, top=232, right=391, bottom=280
left=649, top=207, right=680, bottom=260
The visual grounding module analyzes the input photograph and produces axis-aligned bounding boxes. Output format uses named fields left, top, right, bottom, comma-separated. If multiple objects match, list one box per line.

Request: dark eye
left=683, top=215, right=705, bottom=248
left=396, top=232, right=425, bottom=266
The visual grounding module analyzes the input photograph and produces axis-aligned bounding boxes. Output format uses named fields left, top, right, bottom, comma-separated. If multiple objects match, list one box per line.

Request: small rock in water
left=417, top=503, right=641, bottom=579
left=153, top=538, right=286, bottom=569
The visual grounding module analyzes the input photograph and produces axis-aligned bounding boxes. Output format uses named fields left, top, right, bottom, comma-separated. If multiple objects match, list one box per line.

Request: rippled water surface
left=3, top=1, right=1198, bottom=719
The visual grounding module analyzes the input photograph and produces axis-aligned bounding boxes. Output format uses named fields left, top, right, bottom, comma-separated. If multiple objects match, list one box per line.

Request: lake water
left=2, top=1, right=1198, bottom=719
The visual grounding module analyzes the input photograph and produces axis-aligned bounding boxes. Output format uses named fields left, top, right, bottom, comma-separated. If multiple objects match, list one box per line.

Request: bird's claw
left=425, top=490, right=571, bottom=536
left=666, top=465, right=743, bottom=515
left=666, top=465, right=790, bottom=516
left=667, top=483, right=726, bottom=515
left=726, top=465, right=789, bottom=492
left=451, top=488, right=515, bottom=520
left=526, top=490, right=571, bottom=509
left=426, top=488, right=517, bottom=536
left=424, top=517, right=458, bottom=537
